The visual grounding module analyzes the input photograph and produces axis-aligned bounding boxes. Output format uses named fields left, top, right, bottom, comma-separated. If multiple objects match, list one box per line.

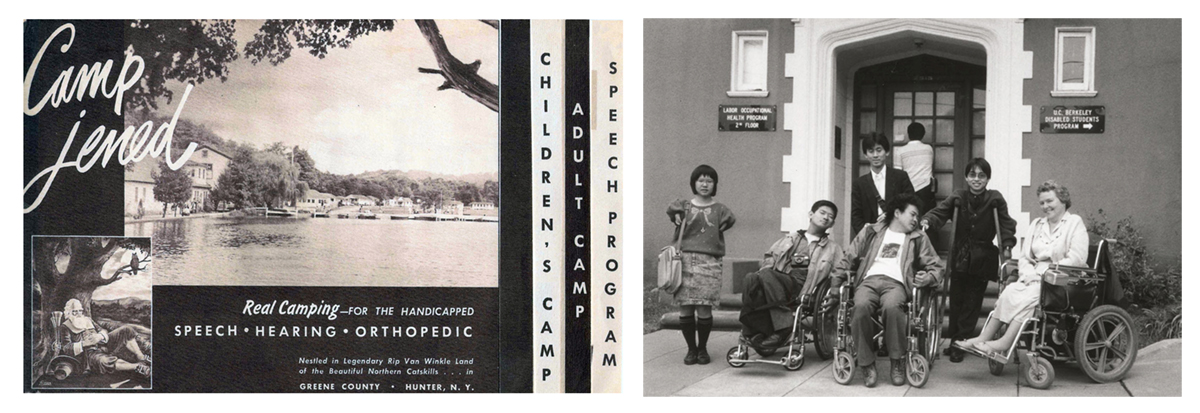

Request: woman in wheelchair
left=738, top=200, right=844, bottom=353
left=955, top=180, right=1088, bottom=354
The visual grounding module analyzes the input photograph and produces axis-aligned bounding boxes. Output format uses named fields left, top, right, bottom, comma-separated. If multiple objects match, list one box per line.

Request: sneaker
left=696, top=348, right=711, bottom=365
left=684, top=349, right=698, bottom=365
left=891, top=358, right=906, bottom=386
left=861, top=364, right=878, bottom=388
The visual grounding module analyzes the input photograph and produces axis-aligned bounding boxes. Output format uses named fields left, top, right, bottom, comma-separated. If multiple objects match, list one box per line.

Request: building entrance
left=852, top=55, right=986, bottom=251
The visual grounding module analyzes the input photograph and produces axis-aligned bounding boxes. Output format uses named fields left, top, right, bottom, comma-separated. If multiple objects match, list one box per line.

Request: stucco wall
left=1022, top=19, right=1181, bottom=264
left=643, top=19, right=795, bottom=282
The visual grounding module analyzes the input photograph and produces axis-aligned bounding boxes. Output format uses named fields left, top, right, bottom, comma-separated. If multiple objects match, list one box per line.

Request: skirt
left=994, top=280, right=1039, bottom=325
left=674, top=252, right=722, bottom=307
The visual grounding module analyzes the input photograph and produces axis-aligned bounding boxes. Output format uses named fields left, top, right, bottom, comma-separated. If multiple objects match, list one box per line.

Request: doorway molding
left=782, top=19, right=1033, bottom=240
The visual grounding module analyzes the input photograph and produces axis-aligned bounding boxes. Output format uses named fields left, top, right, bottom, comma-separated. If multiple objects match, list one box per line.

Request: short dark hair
left=1036, top=180, right=1071, bottom=209
left=907, top=122, right=926, bottom=141
left=811, top=200, right=838, bottom=219
left=884, top=193, right=922, bottom=224
left=860, top=132, right=891, bottom=154
left=964, top=157, right=992, bottom=178
left=690, top=164, right=719, bottom=196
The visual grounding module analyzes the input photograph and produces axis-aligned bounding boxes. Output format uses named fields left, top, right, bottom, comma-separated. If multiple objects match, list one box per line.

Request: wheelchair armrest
left=999, top=259, right=1020, bottom=284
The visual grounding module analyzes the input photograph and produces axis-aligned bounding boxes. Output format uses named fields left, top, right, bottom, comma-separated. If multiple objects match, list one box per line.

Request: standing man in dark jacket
left=828, top=193, right=943, bottom=387
left=851, top=133, right=916, bottom=236
left=921, top=158, right=1017, bottom=362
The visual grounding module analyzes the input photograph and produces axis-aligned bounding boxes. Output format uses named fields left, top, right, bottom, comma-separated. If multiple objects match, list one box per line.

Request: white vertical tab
left=589, top=20, right=622, bottom=393
left=531, top=19, right=566, bottom=394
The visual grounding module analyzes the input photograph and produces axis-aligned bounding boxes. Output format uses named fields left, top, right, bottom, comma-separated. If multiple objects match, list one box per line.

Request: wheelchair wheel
left=927, top=292, right=944, bottom=363
left=988, top=358, right=1004, bottom=376
left=784, top=346, right=805, bottom=371
left=813, top=284, right=837, bottom=360
left=726, top=346, right=747, bottom=368
left=906, top=354, right=930, bottom=388
left=1022, top=357, right=1055, bottom=390
left=832, top=351, right=855, bottom=385
left=1075, top=305, right=1138, bottom=383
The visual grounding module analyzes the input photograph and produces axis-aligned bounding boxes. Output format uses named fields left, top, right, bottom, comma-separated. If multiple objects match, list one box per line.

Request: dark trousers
left=946, top=272, right=989, bottom=341
left=915, top=186, right=935, bottom=216
left=739, top=268, right=803, bottom=336
left=852, top=275, right=908, bottom=366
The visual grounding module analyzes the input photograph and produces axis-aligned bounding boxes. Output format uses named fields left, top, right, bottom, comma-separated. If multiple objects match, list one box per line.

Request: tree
left=414, top=20, right=498, bottom=111
left=129, top=19, right=498, bottom=113
left=251, top=151, right=303, bottom=208
left=31, top=237, right=151, bottom=380
left=152, top=161, right=193, bottom=216
left=456, top=184, right=481, bottom=205
left=210, top=152, right=257, bottom=209
left=125, top=20, right=239, bottom=112
left=482, top=180, right=499, bottom=207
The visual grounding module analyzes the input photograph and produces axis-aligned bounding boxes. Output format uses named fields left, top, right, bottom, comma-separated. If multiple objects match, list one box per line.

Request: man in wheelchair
left=739, top=200, right=844, bottom=350
left=827, top=194, right=943, bottom=387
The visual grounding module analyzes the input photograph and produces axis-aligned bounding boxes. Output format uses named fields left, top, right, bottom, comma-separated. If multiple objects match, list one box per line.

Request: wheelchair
left=955, top=239, right=1137, bottom=389
left=830, top=269, right=946, bottom=387
left=725, top=277, right=837, bottom=371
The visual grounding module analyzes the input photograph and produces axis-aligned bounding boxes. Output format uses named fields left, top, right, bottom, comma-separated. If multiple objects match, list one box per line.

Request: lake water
left=125, top=216, right=498, bottom=287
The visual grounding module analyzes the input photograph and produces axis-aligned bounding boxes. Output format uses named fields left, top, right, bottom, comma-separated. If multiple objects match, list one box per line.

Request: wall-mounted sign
left=1040, top=105, right=1105, bottom=134
left=719, top=105, right=776, bottom=132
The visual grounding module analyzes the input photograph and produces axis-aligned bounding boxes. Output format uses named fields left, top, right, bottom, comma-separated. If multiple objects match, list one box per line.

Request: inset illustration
left=31, top=236, right=153, bottom=390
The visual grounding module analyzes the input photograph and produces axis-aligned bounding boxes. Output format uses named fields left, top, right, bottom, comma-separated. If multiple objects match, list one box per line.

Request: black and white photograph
left=30, top=236, right=153, bottom=390
left=643, top=18, right=1181, bottom=397
left=119, top=20, right=500, bottom=287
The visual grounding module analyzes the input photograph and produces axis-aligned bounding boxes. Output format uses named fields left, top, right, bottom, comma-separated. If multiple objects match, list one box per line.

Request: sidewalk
left=644, top=330, right=1181, bottom=397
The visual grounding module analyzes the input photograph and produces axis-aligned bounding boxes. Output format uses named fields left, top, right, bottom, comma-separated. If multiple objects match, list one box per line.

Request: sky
left=156, top=20, right=499, bottom=176
left=92, top=246, right=151, bottom=301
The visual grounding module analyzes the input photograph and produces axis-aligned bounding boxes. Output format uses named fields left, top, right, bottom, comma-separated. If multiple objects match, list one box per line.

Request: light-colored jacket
left=1016, top=211, right=1089, bottom=283
left=832, top=222, right=944, bottom=295
left=760, top=230, right=845, bottom=297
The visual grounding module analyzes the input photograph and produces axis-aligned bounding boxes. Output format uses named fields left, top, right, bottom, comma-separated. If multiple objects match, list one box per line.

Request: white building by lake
left=125, top=145, right=231, bottom=217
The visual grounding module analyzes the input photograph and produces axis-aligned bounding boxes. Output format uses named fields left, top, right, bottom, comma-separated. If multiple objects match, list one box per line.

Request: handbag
left=657, top=214, right=687, bottom=294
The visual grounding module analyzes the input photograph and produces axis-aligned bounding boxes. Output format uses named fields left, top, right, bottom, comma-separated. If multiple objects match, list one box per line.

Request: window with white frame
left=1053, top=27, right=1097, bottom=97
left=729, top=30, right=769, bottom=97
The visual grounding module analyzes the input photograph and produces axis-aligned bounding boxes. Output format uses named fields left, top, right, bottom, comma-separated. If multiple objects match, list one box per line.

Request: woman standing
left=667, top=165, right=736, bottom=365
left=955, top=180, right=1088, bottom=353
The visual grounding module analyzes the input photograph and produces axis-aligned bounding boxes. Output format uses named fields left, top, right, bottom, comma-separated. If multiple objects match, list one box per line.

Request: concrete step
left=660, top=310, right=743, bottom=331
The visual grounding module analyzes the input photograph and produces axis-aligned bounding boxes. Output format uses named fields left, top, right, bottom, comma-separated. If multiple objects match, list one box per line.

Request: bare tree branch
left=415, top=20, right=499, bottom=112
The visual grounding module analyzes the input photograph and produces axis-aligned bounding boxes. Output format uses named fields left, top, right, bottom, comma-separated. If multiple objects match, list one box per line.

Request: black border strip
left=563, top=19, right=590, bottom=393
left=498, top=19, right=533, bottom=393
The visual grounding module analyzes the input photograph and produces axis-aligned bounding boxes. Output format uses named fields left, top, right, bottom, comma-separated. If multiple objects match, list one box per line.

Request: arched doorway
left=781, top=19, right=1032, bottom=244
left=852, top=55, right=987, bottom=250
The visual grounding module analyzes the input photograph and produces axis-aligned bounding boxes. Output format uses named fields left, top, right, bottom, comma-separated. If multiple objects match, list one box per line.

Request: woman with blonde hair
left=955, top=180, right=1088, bottom=353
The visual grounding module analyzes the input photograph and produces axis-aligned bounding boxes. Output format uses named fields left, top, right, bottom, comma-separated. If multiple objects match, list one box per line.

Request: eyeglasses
left=966, top=173, right=988, bottom=180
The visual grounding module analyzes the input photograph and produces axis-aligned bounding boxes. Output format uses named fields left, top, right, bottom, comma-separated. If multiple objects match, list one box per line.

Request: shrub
left=1085, top=210, right=1181, bottom=309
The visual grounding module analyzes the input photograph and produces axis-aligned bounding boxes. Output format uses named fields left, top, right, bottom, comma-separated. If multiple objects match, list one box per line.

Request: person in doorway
left=955, top=180, right=1087, bottom=354
left=827, top=193, right=943, bottom=387
left=739, top=200, right=844, bottom=348
left=921, top=158, right=1017, bottom=362
left=851, top=133, right=916, bottom=236
left=667, top=165, right=736, bottom=365
left=893, top=122, right=935, bottom=216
